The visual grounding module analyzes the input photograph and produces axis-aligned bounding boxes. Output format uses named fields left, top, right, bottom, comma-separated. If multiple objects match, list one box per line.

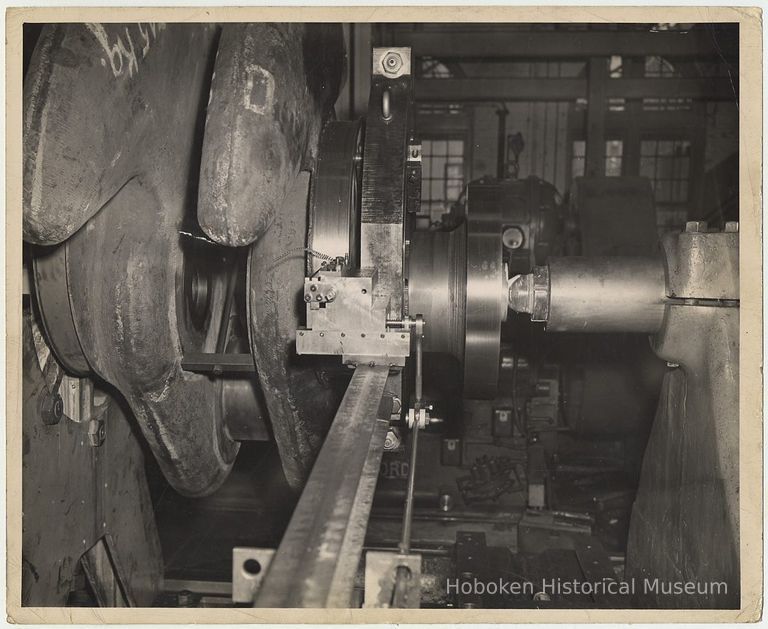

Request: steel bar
left=391, top=29, right=737, bottom=60
left=254, top=364, right=390, bottom=608
left=415, top=77, right=737, bottom=103
left=181, top=352, right=256, bottom=374
left=399, top=425, right=420, bottom=555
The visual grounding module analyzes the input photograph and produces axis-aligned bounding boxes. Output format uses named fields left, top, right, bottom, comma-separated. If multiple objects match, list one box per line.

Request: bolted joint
left=507, top=266, right=550, bottom=322
left=384, top=427, right=402, bottom=451
left=88, top=418, right=106, bottom=447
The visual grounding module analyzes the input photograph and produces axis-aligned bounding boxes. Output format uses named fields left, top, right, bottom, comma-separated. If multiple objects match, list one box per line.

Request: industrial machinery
left=21, top=24, right=739, bottom=610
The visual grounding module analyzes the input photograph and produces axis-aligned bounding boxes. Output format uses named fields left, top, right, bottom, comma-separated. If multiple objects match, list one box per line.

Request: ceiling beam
left=391, top=29, right=738, bottom=60
left=414, top=77, right=737, bottom=102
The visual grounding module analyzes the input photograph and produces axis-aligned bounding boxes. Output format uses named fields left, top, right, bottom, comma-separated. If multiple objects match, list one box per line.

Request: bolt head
left=382, top=52, right=403, bottom=74
left=724, top=221, right=739, bottom=232
left=685, top=221, right=708, bottom=233
left=88, top=419, right=105, bottom=447
left=52, top=395, right=63, bottom=419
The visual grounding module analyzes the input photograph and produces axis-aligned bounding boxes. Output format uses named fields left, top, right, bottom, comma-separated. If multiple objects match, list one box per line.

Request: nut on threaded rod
left=508, top=266, right=550, bottom=322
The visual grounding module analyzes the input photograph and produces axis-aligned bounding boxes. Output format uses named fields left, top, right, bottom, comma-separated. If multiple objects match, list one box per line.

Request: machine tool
left=22, top=26, right=739, bottom=609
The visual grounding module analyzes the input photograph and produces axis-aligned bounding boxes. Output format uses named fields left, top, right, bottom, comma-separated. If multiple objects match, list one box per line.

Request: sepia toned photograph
left=6, top=7, right=763, bottom=623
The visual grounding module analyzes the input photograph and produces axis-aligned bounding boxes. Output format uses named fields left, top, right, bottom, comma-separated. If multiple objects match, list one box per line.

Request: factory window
left=639, top=139, right=691, bottom=203
left=421, top=138, right=465, bottom=221
left=571, top=140, right=624, bottom=178
left=418, top=56, right=453, bottom=78
left=643, top=56, right=692, bottom=111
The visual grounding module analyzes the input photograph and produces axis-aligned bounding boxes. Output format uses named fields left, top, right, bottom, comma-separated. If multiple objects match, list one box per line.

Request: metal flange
left=308, top=119, right=364, bottom=273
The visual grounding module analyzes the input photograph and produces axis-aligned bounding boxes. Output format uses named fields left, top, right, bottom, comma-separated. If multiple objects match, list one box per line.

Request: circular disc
left=32, top=243, right=91, bottom=376
left=308, top=120, right=364, bottom=272
left=463, top=189, right=506, bottom=399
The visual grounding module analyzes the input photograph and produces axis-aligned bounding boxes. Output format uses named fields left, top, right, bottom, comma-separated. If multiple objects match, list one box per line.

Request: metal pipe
left=509, top=256, right=666, bottom=333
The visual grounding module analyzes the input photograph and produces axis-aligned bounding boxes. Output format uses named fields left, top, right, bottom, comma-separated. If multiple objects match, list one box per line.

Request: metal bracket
left=297, top=270, right=411, bottom=364
left=372, top=48, right=412, bottom=78
left=232, top=547, right=275, bottom=604
left=363, top=550, right=421, bottom=608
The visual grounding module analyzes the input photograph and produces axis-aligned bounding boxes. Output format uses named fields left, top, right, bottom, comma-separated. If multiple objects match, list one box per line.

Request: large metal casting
left=25, top=23, right=345, bottom=496
left=25, top=24, right=240, bottom=497
left=198, top=23, right=345, bottom=247
left=626, top=222, right=740, bottom=608
left=248, top=173, right=345, bottom=489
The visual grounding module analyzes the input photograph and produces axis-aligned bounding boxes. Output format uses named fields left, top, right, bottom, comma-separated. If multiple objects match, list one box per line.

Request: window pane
left=658, top=141, right=673, bottom=155
left=605, top=140, right=623, bottom=157
left=605, top=156, right=622, bottom=177
left=572, top=156, right=585, bottom=179
left=421, top=178, right=431, bottom=200
left=656, top=180, right=671, bottom=202
left=448, top=140, right=464, bottom=156
left=639, top=157, right=655, bottom=178
left=640, top=140, right=657, bottom=156
left=445, top=163, right=463, bottom=179
left=432, top=156, right=446, bottom=178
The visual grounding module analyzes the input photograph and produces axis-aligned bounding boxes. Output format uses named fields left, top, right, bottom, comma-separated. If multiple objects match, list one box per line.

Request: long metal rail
left=254, top=364, right=391, bottom=607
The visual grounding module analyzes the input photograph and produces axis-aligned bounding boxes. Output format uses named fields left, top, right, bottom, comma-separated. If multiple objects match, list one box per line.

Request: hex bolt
left=384, top=426, right=402, bottom=451
left=391, top=396, right=402, bottom=414
left=304, top=294, right=312, bottom=302
left=439, top=492, right=454, bottom=512
left=667, top=362, right=680, bottom=369
left=325, top=288, right=337, bottom=301
left=310, top=284, right=317, bottom=292
left=88, top=418, right=105, bottom=447
left=724, top=221, right=739, bottom=232
left=685, top=221, right=708, bottom=233
left=382, top=51, right=403, bottom=75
